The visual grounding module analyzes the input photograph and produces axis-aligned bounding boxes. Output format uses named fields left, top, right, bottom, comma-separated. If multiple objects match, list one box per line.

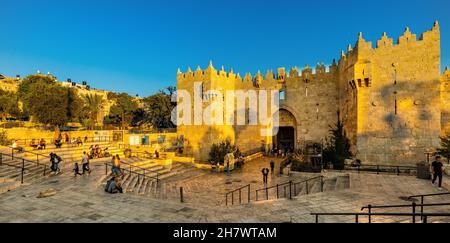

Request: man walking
left=431, top=155, right=444, bottom=189
left=262, top=167, right=269, bottom=184
left=270, top=160, right=275, bottom=176
left=82, top=151, right=91, bottom=175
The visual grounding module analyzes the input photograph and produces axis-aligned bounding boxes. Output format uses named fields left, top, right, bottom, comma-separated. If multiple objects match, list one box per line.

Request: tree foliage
left=82, top=94, right=104, bottom=128
left=107, top=92, right=139, bottom=128
left=0, top=89, right=21, bottom=120
left=323, top=111, right=352, bottom=169
left=437, top=135, right=450, bottom=163
left=18, top=74, right=83, bottom=126
left=142, top=86, right=177, bottom=129
left=209, top=140, right=235, bottom=165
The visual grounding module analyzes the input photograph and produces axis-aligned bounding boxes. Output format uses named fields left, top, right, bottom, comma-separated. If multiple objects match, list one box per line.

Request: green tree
left=18, top=74, right=83, bottom=126
left=107, top=93, right=139, bottom=129
left=209, top=140, right=234, bottom=165
left=0, top=90, right=21, bottom=120
left=323, top=111, right=352, bottom=169
left=82, top=94, right=104, bottom=129
left=437, top=135, right=450, bottom=163
left=142, top=86, right=176, bottom=129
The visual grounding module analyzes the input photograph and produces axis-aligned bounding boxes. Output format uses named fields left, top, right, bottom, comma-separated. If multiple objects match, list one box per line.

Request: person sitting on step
left=105, top=176, right=123, bottom=194
left=12, top=140, right=24, bottom=153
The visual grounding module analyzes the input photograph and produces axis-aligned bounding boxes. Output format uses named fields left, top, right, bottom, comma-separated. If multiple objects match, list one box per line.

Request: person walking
left=262, top=167, right=269, bottom=184
left=73, top=162, right=82, bottom=177
left=81, top=151, right=91, bottom=175
left=112, top=154, right=122, bottom=177
left=270, top=160, right=275, bottom=176
left=431, top=155, right=444, bottom=189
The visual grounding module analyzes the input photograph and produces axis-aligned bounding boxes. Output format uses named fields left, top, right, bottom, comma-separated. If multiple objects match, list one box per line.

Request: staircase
left=0, top=142, right=124, bottom=187
left=99, top=161, right=203, bottom=198
left=226, top=174, right=351, bottom=206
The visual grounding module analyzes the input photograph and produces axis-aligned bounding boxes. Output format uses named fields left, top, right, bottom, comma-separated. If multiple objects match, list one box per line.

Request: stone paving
left=0, top=157, right=449, bottom=223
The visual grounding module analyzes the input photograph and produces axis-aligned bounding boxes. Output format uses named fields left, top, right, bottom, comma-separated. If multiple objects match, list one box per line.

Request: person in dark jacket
left=262, top=167, right=269, bottom=184
left=431, top=155, right=444, bottom=189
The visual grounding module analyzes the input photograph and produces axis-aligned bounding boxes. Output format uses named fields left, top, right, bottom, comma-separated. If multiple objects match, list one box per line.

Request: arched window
left=280, top=90, right=286, bottom=100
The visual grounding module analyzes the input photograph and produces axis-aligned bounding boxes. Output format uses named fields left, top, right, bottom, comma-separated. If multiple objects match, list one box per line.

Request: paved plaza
left=0, top=157, right=449, bottom=223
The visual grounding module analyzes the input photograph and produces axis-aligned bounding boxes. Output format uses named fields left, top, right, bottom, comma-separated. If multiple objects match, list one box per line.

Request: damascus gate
left=176, top=21, right=450, bottom=166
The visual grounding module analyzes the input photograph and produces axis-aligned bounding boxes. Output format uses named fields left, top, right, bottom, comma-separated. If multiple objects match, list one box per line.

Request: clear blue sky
left=1, top=0, right=449, bottom=96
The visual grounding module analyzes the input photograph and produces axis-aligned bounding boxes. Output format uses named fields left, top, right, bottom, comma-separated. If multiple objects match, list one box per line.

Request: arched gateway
left=273, top=108, right=298, bottom=151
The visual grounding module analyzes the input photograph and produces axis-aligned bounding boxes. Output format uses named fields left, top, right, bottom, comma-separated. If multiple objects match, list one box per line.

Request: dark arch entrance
left=272, top=108, right=297, bottom=152
left=276, top=127, right=295, bottom=151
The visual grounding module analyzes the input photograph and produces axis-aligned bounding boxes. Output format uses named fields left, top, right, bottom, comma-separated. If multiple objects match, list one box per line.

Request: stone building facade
left=177, top=22, right=449, bottom=165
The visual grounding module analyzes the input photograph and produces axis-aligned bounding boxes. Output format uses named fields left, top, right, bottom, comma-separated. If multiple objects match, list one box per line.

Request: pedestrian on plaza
left=270, top=160, right=275, bottom=176
left=65, top=133, right=70, bottom=144
left=262, top=167, right=269, bottom=184
left=431, top=155, right=444, bottom=189
left=50, top=153, right=62, bottom=174
left=73, top=162, right=82, bottom=177
left=81, top=151, right=91, bottom=175
left=155, top=150, right=160, bottom=159
left=112, top=154, right=122, bottom=176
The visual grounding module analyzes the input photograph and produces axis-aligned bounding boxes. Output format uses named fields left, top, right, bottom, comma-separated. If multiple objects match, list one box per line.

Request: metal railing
left=311, top=212, right=450, bottom=223
left=0, top=152, right=49, bottom=184
left=338, top=164, right=417, bottom=176
left=12, top=136, right=114, bottom=148
left=360, top=202, right=450, bottom=223
left=225, top=184, right=251, bottom=206
left=104, top=160, right=160, bottom=184
left=408, top=192, right=450, bottom=219
left=4, top=146, right=51, bottom=165
left=255, top=176, right=324, bottom=201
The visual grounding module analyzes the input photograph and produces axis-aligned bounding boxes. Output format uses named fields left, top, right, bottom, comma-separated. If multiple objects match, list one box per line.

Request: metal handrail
left=12, top=136, right=114, bottom=147
left=341, top=164, right=417, bottom=176
left=311, top=212, right=450, bottom=223
left=408, top=192, right=450, bottom=199
left=360, top=202, right=450, bottom=223
left=255, top=176, right=324, bottom=201
left=225, top=184, right=251, bottom=206
left=406, top=192, right=450, bottom=220
left=104, top=161, right=160, bottom=182
left=0, top=152, right=49, bottom=184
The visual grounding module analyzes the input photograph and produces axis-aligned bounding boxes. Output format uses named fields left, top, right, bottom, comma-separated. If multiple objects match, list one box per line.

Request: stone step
left=323, top=177, right=337, bottom=191
left=335, top=175, right=350, bottom=190
left=0, top=180, right=22, bottom=194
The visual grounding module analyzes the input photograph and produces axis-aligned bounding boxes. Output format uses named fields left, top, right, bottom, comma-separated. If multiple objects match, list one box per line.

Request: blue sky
left=1, top=0, right=449, bottom=96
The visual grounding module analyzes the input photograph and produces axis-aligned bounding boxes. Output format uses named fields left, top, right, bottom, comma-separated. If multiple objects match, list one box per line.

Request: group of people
left=73, top=151, right=92, bottom=176
left=269, top=147, right=293, bottom=158
left=30, top=138, right=47, bottom=150
left=89, top=144, right=111, bottom=159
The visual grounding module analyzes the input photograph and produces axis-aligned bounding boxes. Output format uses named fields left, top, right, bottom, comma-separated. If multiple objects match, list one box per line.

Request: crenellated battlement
left=339, top=21, right=440, bottom=63
left=178, top=60, right=338, bottom=88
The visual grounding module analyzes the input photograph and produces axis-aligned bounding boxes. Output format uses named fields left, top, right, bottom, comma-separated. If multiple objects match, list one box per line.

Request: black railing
left=0, top=152, right=49, bottom=184
left=105, top=161, right=159, bottom=184
left=408, top=192, right=450, bottom=219
left=12, top=136, right=114, bottom=148
left=311, top=212, right=450, bottom=223
left=225, top=184, right=251, bottom=206
left=5, top=146, right=51, bottom=165
left=255, top=176, right=324, bottom=202
left=339, top=164, right=417, bottom=176
left=360, top=202, right=450, bottom=223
